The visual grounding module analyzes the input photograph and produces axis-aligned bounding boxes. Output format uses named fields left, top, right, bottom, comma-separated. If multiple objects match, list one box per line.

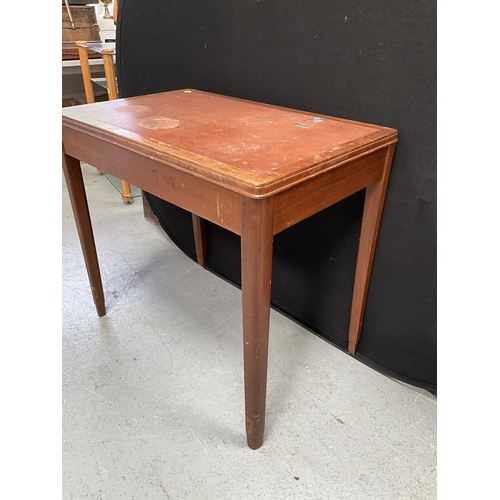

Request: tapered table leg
left=192, top=214, right=207, bottom=266
left=62, top=147, right=106, bottom=317
left=102, top=51, right=119, bottom=100
left=76, top=43, right=103, bottom=174
left=77, top=44, right=95, bottom=104
left=240, top=196, right=274, bottom=449
left=348, top=145, right=395, bottom=354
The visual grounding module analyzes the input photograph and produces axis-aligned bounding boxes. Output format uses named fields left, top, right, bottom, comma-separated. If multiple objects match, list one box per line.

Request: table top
left=75, top=41, right=116, bottom=55
left=62, top=89, right=397, bottom=196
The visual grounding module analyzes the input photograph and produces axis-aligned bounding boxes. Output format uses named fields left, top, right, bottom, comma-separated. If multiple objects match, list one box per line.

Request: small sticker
left=306, top=117, right=326, bottom=123
left=184, top=90, right=192, bottom=93
left=293, top=123, right=308, bottom=128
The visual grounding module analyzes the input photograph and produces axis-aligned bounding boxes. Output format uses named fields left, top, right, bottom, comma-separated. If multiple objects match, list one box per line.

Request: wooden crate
left=62, top=5, right=100, bottom=43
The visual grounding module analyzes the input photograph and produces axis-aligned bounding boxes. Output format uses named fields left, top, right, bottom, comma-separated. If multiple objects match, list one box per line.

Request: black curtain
left=116, top=0, right=436, bottom=391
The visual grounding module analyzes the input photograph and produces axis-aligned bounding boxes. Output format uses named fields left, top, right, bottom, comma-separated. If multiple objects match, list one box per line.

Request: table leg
left=240, top=196, right=274, bottom=449
left=76, top=44, right=104, bottom=174
left=102, top=51, right=119, bottom=100
left=102, top=50, right=133, bottom=202
left=120, top=180, right=134, bottom=203
left=77, top=45, right=95, bottom=104
left=192, top=214, right=207, bottom=266
left=62, top=147, right=106, bottom=317
left=348, top=144, right=395, bottom=354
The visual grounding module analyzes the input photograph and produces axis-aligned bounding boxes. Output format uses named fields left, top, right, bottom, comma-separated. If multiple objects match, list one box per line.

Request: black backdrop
left=115, top=0, right=436, bottom=391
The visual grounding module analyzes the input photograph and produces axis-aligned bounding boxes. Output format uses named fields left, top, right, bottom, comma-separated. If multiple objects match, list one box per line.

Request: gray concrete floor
left=62, top=164, right=437, bottom=500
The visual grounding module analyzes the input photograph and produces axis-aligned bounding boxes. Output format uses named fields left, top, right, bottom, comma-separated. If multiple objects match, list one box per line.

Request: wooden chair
left=75, top=40, right=133, bottom=203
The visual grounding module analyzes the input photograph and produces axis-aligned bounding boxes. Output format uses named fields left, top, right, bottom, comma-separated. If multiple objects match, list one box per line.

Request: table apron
left=272, top=147, right=389, bottom=234
left=63, top=127, right=242, bottom=234
left=63, top=128, right=390, bottom=238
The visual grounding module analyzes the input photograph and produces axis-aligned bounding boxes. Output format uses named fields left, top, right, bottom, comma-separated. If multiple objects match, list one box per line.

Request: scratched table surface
left=62, top=89, right=396, bottom=196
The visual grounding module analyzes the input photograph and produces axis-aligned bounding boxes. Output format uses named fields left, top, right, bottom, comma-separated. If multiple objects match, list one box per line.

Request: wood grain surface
left=62, top=89, right=397, bottom=197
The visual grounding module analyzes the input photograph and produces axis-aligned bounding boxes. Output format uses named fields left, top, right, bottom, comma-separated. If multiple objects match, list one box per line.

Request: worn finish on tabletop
left=62, top=89, right=397, bottom=449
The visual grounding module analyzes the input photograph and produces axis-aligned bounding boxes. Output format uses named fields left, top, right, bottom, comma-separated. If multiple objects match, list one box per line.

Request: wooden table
left=62, top=89, right=397, bottom=449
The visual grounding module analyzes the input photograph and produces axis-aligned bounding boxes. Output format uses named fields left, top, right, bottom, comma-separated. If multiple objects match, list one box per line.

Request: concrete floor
left=62, top=164, right=437, bottom=500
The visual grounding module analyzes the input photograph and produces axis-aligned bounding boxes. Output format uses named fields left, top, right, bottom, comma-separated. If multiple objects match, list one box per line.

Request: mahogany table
left=62, top=89, right=397, bottom=449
